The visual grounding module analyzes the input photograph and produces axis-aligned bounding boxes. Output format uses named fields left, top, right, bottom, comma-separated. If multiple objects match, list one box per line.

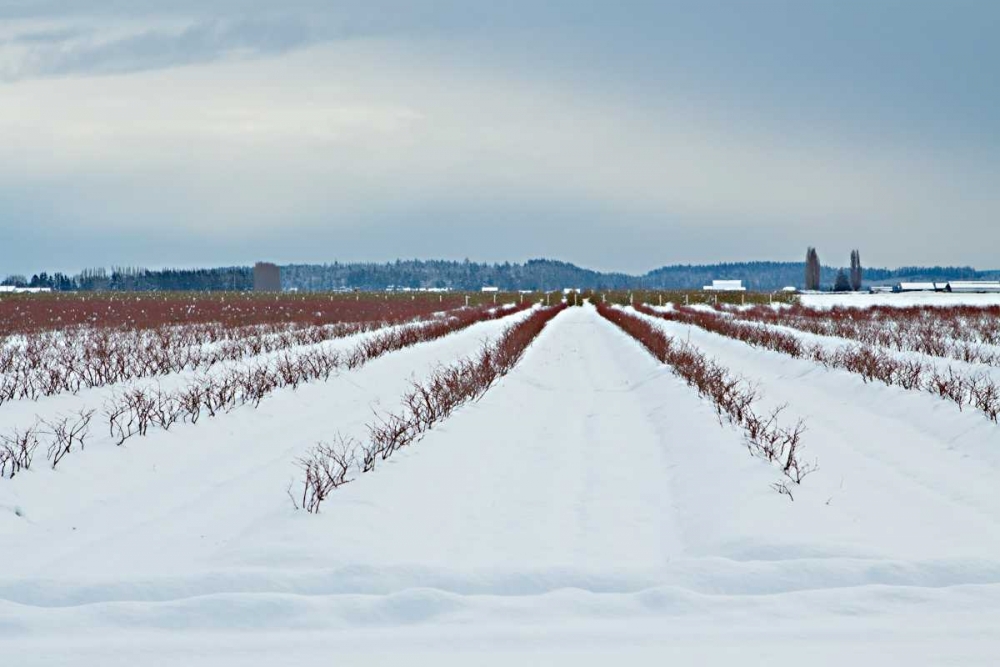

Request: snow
left=3, top=305, right=1000, bottom=664
left=801, top=291, right=1000, bottom=308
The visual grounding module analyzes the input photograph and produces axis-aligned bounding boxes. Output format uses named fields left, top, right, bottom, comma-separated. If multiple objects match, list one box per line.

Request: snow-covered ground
left=801, top=291, right=1000, bottom=308
left=3, top=305, right=1000, bottom=664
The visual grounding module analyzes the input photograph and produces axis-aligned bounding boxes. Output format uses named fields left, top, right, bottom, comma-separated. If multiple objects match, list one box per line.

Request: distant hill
left=281, top=259, right=1000, bottom=292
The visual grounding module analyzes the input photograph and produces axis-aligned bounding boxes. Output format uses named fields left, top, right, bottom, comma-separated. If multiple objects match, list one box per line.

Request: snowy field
left=3, top=302, right=1000, bottom=664
left=801, top=291, right=1000, bottom=308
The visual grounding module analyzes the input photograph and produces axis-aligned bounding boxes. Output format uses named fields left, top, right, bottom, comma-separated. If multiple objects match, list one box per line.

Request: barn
left=946, top=281, right=1000, bottom=293
left=893, top=282, right=939, bottom=293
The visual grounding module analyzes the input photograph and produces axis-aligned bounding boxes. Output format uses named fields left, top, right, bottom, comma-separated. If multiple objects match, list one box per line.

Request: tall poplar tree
left=849, top=250, right=863, bottom=291
left=805, top=247, right=821, bottom=290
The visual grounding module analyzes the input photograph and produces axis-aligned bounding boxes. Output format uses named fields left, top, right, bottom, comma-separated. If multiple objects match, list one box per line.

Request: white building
left=702, top=280, right=746, bottom=292
left=481, top=286, right=499, bottom=293
left=893, top=282, right=939, bottom=293
left=946, top=281, right=1000, bottom=293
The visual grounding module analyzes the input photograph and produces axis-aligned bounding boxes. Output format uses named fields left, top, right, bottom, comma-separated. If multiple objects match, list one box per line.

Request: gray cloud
left=9, top=26, right=84, bottom=43
left=2, top=17, right=322, bottom=80
left=1, top=1, right=998, bottom=276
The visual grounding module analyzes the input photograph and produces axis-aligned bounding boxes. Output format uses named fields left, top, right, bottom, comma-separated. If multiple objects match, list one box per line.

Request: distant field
left=0, top=291, right=555, bottom=336
left=0, top=289, right=795, bottom=335
left=580, top=289, right=797, bottom=307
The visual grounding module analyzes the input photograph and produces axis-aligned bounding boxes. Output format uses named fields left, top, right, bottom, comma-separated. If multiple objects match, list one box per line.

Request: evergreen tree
left=833, top=268, right=851, bottom=292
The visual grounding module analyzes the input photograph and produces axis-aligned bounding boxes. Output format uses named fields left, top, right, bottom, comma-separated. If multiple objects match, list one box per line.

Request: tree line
left=3, top=258, right=997, bottom=292
left=1, top=266, right=252, bottom=291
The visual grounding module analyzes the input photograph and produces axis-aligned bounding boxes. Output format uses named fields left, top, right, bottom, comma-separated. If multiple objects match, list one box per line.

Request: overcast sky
left=1, top=0, right=998, bottom=276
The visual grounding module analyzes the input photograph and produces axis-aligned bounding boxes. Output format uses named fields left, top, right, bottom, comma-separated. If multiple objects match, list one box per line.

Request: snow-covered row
left=633, top=306, right=1000, bottom=512
left=0, top=306, right=496, bottom=406
left=641, top=303, right=1000, bottom=425
left=0, top=305, right=536, bottom=481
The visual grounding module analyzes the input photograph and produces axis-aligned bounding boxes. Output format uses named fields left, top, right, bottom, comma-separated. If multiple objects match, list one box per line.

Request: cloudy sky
left=1, top=0, right=997, bottom=275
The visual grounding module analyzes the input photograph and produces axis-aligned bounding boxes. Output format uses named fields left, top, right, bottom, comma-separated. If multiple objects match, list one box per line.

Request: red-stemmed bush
left=597, top=303, right=813, bottom=488
left=297, top=304, right=567, bottom=513
left=638, top=301, right=1000, bottom=426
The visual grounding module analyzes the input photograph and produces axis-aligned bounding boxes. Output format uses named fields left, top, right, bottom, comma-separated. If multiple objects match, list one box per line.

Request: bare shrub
left=368, top=412, right=418, bottom=461
left=781, top=420, right=814, bottom=483
left=926, top=367, right=967, bottom=410
left=0, top=422, right=41, bottom=478
left=178, top=383, right=204, bottom=423
left=106, top=394, right=140, bottom=446
left=298, top=437, right=357, bottom=513
left=44, top=409, right=95, bottom=468
left=970, top=374, right=1000, bottom=423
left=149, top=387, right=183, bottom=430
left=771, top=479, right=795, bottom=501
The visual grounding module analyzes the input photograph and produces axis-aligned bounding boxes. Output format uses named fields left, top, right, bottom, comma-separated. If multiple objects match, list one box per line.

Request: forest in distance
left=5, top=258, right=1000, bottom=293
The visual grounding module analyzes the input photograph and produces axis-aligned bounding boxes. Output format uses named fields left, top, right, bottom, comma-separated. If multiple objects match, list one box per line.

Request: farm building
left=253, top=262, right=281, bottom=292
left=481, top=286, right=499, bottom=293
left=893, top=282, right=941, bottom=293
left=703, top=280, right=746, bottom=292
left=946, top=281, right=1000, bottom=293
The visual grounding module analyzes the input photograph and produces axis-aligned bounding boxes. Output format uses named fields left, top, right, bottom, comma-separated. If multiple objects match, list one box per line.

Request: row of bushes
left=638, top=303, right=1000, bottom=425
left=0, top=305, right=516, bottom=405
left=0, top=304, right=533, bottom=479
left=0, top=409, right=95, bottom=479
left=730, top=303, right=1000, bottom=365
left=295, top=304, right=567, bottom=513
left=0, top=290, right=478, bottom=336
left=597, top=303, right=812, bottom=492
